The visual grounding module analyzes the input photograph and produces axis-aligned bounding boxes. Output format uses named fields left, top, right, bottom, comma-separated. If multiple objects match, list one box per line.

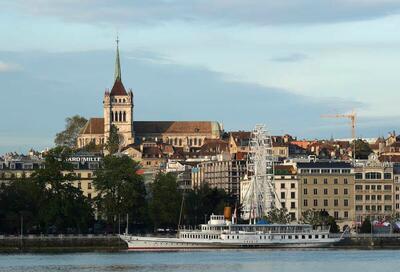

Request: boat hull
left=120, top=235, right=341, bottom=251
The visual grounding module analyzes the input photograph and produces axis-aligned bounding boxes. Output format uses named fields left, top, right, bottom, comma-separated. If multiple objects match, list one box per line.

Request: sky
left=1, top=0, right=400, bottom=153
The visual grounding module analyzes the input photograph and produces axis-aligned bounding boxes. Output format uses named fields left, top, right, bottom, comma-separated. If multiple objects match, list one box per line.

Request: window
left=301, top=169, right=310, bottom=174
left=384, top=185, right=392, bottom=191
left=377, top=195, right=382, bottom=201
left=365, top=195, right=370, bottom=201
left=385, top=195, right=392, bottom=201
left=303, top=178, right=308, bottom=184
left=342, top=169, right=351, bottom=174
left=377, top=205, right=382, bottom=211
left=385, top=205, right=392, bottom=211
left=334, top=178, right=338, bottom=184
left=89, top=163, right=99, bottom=170
left=365, top=205, right=370, bottom=211
left=313, top=188, right=318, bottom=195
left=356, top=195, right=363, bottom=201
left=334, top=211, right=339, bottom=220
left=78, top=182, right=81, bottom=189
left=304, top=199, right=308, bottom=207
left=313, top=199, right=318, bottom=206
left=332, top=169, right=340, bottom=173
left=365, top=172, right=382, bottom=180
left=313, top=178, right=318, bottom=184
left=88, top=173, right=92, bottom=179
left=88, top=193, right=92, bottom=200
left=371, top=195, right=376, bottom=200
left=344, top=178, right=348, bottom=184
left=344, top=199, right=349, bottom=207
left=334, top=188, right=338, bottom=195
left=321, top=169, right=330, bottom=174
left=334, top=199, right=339, bottom=206
left=324, top=199, right=328, bottom=207
left=324, top=188, right=328, bottom=195
left=377, top=185, right=382, bottom=190
left=356, top=205, right=363, bottom=211
left=281, top=192, right=285, bottom=199
left=355, top=185, right=362, bottom=190
left=371, top=185, right=376, bottom=190
left=304, top=188, right=308, bottom=195
left=355, top=173, right=363, bottom=179
left=344, top=188, right=348, bottom=195
left=88, top=182, right=92, bottom=190
left=77, top=173, right=81, bottom=178
left=384, top=173, right=392, bottom=180
left=323, top=178, right=328, bottom=184
left=281, top=183, right=285, bottom=189
left=291, top=183, right=295, bottom=189
left=291, top=192, right=295, bottom=199
left=311, top=169, right=320, bottom=174
left=281, top=202, right=286, bottom=208
left=344, top=211, right=349, bottom=218
left=365, top=185, right=370, bottom=190
left=291, top=202, right=296, bottom=209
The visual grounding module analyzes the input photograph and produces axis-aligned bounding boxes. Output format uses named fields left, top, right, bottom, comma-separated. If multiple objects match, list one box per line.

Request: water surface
left=0, top=249, right=399, bottom=272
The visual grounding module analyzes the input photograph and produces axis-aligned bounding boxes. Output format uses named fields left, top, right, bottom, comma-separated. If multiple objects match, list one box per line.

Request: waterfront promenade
left=2, top=233, right=400, bottom=252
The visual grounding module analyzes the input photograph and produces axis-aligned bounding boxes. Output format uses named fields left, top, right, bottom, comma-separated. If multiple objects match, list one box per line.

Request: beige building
left=297, top=161, right=354, bottom=229
left=354, top=154, right=394, bottom=223
left=273, top=165, right=299, bottom=221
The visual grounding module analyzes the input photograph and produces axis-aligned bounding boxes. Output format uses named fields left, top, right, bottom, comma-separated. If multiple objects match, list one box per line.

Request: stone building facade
left=77, top=40, right=222, bottom=151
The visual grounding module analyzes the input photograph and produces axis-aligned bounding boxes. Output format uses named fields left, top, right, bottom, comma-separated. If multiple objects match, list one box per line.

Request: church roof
left=110, top=79, right=127, bottom=96
left=133, top=121, right=218, bottom=134
left=80, top=118, right=104, bottom=135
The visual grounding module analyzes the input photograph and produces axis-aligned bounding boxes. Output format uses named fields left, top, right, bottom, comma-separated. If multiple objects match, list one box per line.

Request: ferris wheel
left=241, top=124, right=275, bottom=222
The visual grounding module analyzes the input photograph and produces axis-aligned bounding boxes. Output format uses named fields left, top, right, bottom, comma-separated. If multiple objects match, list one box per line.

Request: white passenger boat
left=120, top=214, right=341, bottom=251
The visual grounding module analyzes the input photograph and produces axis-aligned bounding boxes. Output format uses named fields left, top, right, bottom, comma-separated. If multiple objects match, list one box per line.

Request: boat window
left=308, top=235, right=312, bottom=239
left=322, top=235, right=325, bottom=239
left=227, top=236, right=229, bottom=239
left=288, top=235, right=292, bottom=239
left=315, top=235, right=319, bottom=239
left=295, top=235, right=298, bottom=239
left=302, top=235, right=305, bottom=239
left=237, top=236, right=239, bottom=239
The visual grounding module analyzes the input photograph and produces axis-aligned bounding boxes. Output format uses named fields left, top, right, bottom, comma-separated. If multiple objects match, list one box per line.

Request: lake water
left=0, top=250, right=399, bottom=272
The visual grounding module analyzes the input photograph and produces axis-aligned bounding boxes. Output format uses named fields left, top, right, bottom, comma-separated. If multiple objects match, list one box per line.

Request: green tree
left=354, top=139, right=373, bottom=159
left=105, top=125, right=120, bottom=154
left=301, top=209, right=323, bottom=226
left=266, top=207, right=291, bottom=224
left=149, top=173, right=182, bottom=230
left=32, top=147, right=94, bottom=233
left=93, top=155, right=146, bottom=232
left=360, top=217, right=372, bottom=233
left=0, top=178, right=43, bottom=234
left=184, top=184, right=234, bottom=226
left=55, top=115, right=87, bottom=148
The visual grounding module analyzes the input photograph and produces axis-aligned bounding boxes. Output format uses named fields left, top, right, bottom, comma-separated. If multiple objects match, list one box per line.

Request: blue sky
left=1, top=0, right=400, bottom=153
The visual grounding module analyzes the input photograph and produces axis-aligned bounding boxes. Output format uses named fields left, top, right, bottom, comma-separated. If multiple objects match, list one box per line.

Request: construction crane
left=321, top=110, right=357, bottom=162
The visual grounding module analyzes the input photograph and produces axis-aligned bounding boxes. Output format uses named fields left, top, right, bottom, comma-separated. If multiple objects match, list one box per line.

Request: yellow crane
left=321, top=110, right=357, bottom=161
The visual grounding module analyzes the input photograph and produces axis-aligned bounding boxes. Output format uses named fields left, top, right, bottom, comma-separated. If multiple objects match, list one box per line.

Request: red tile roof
left=80, top=118, right=104, bottom=135
left=110, top=79, right=127, bottom=96
left=134, top=121, right=215, bottom=134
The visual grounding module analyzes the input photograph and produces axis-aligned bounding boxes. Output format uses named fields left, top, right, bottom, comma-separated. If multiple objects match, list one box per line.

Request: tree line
left=0, top=148, right=233, bottom=235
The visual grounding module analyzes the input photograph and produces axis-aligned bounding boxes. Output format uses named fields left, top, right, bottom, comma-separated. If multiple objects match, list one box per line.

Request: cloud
left=0, top=49, right=371, bottom=153
left=3, top=0, right=400, bottom=26
left=0, top=61, right=21, bottom=72
left=269, top=53, right=309, bottom=63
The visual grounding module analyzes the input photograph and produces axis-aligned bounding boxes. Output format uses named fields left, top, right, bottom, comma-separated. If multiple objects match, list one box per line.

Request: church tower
left=103, top=38, right=134, bottom=146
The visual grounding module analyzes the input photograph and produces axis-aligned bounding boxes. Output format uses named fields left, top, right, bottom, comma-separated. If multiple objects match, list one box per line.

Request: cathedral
left=77, top=40, right=222, bottom=150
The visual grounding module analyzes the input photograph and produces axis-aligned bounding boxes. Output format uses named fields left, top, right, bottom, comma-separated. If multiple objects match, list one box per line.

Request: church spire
left=114, top=36, right=121, bottom=81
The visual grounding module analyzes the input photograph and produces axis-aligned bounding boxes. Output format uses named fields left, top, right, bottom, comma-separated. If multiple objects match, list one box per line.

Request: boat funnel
left=224, top=207, right=232, bottom=220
